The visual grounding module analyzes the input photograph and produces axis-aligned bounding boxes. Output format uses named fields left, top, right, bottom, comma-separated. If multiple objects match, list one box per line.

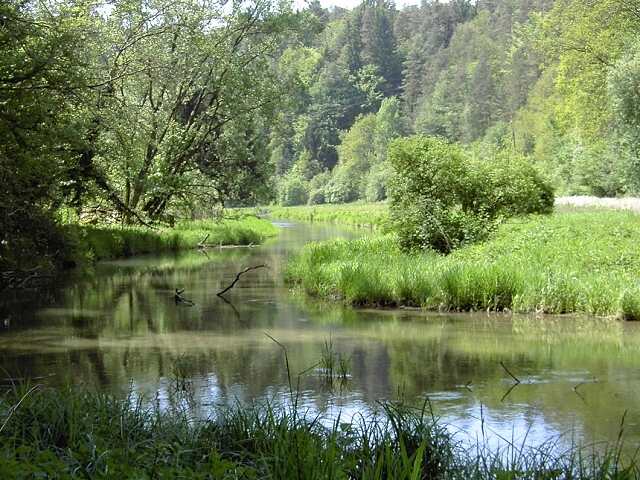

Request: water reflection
left=1, top=222, right=639, bottom=453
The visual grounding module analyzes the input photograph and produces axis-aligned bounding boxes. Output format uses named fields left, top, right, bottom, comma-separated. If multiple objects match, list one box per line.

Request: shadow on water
left=1, top=221, right=640, bottom=454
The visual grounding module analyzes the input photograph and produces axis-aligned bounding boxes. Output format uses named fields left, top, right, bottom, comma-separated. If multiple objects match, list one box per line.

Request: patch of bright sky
left=293, top=0, right=421, bottom=10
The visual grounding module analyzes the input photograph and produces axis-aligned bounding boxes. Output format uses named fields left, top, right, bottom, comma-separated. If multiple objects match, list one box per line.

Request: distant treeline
left=272, top=0, right=640, bottom=205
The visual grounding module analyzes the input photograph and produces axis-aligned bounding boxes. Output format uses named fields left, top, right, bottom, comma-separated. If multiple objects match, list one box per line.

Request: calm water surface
left=1, top=221, right=640, bottom=452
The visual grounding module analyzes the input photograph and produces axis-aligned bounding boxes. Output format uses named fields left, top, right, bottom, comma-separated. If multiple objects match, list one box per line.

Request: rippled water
left=1, top=221, right=639, bottom=452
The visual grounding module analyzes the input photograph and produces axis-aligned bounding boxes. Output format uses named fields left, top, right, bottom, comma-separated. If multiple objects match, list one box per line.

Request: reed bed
left=0, top=385, right=637, bottom=478
left=64, top=216, right=278, bottom=263
left=287, top=210, right=640, bottom=319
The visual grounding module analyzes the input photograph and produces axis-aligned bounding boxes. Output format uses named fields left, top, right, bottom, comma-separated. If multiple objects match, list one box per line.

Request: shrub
left=387, top=136, right=554, bottom=253
left=364, top=162, right=391, bottom=202
left=278, top=175, right=308, bottom=206
left=307, top=188, right=326, bottom=205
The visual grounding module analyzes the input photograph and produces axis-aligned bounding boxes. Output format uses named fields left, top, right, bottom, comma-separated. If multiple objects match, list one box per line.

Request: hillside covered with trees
left=271, top=0, right=640, bottom=205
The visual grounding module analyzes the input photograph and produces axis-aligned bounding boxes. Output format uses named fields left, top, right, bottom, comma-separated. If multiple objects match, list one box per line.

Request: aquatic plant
left=319, top=336, right=351, bottom=385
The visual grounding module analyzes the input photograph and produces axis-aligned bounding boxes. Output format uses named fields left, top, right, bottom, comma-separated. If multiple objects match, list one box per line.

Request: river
left=1, top=221, right=639, bottom=453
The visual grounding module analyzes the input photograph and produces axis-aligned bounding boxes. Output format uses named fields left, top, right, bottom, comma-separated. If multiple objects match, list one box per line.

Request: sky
left=294, top=0, right=421, bottom=10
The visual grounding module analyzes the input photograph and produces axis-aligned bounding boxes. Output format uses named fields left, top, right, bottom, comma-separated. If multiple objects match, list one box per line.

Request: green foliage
left=0, top=385, right=636, bottom=479
left=609, top=41, right=640, bottom=191
left=288, top=209, right=640, bottom=319
left=313, top=97, right=404, bottom=206
left=257, top=202, right=388, bottom=228
left=278, top=175, right=309, bottom=206
left=0, top=0, right=96, bottom=273
left=63, top=217, right=277, bottom=264
left=365, top=162, right=392, bottom=202
left=387, top=136, right=554, bottom=253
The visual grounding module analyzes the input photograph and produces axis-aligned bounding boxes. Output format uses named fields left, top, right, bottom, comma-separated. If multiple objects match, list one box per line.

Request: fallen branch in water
left=174, top=288, right=195, bottom=306
left=499, top=362, right=522, bottom=402
left=499, top=361, right=521, bottom=384
left=217, top=265, right=267, bottom=297
left=197, top=233, right=210, bottom=248
left=196, top=240, right=256, bottom=250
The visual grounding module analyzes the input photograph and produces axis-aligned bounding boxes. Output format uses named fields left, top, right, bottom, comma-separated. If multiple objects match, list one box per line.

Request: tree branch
left=217, top=265, right=267, bottom=297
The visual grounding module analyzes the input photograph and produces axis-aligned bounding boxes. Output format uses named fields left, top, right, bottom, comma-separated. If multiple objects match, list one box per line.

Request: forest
left=3, top=0, right=640, bottom=272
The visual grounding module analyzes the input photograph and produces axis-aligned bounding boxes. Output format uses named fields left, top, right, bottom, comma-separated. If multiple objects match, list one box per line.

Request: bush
left=364, top=162, right=391, bottom=202
left=324, top=169, right=359, bottom=204
left=278, top=175, right=308, bottom=206
left=307, top=188, right=326, bottom=205
left=387, top=136, right=554, bottom=253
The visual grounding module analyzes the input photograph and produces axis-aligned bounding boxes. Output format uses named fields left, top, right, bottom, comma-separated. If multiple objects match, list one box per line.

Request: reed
left=287, top=210, right=640, bottom=319
left=63, top=215, right=277, bottom=264
left=0, top=384, right=637, bottom=478
left=245, top=202, right=389, bottom=228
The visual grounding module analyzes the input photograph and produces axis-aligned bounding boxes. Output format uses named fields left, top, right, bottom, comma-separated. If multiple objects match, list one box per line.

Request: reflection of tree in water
left=3, top=225, right=640, bottom=451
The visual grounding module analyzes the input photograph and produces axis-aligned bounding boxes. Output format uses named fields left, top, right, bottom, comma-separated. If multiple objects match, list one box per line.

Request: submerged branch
left=499, top=361, right=521, bottom=384
left=217, top=265, right=267, bottom=297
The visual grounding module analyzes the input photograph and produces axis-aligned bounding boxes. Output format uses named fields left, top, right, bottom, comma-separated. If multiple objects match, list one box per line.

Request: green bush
left=307, top=188, right=326, bottom=205
left=364, top=162, right=391, bottom=202
left=278, top=175, right=309, bottom=206
left=387, top=136, right=554, bottom=253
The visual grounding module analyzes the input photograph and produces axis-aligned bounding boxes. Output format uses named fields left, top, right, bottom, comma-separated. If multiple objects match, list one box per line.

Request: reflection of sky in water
left=1, top=221, right=640, bottom=455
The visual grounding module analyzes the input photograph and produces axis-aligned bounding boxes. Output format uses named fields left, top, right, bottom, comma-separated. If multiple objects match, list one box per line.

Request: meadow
left=249, top=202, right=389, bottom=228
left=64, top=216, right=278, bottom=264
left=0, top=385, right=637, bottom=479
left=287, top=209, right=640, bottom=319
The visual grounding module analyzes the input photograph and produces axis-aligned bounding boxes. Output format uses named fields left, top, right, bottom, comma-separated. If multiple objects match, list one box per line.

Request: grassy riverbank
left=65, top=216, right=278, bottom=264
left=252, top=202, right=388, bottom=228
left=287, top=210, right=640, bottom=319
left=0, top=386, right=636, bottom=479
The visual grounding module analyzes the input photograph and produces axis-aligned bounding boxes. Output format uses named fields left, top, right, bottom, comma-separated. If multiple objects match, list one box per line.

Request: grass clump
left=63, top=215, right=277, bottom=264
left=249, top=202, right=389, bottom=228
left=287, top=210, right=640, bottom=319
left=0, top=385, right=637, bottom=479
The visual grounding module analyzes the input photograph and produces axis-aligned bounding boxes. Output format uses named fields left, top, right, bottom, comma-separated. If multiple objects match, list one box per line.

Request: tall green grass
left=63, top=216, right=278, bottom=263
left=287, top=210, right=640, bottom=319
left=0, top=385, right=637, bottom=478
left=248, top=202, right=389, bottom=228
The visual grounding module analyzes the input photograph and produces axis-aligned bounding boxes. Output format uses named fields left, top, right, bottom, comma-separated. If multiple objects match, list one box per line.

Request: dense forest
left=2, top=0, right=640, bottom=268
left=271, top=0, right=640, bottom=206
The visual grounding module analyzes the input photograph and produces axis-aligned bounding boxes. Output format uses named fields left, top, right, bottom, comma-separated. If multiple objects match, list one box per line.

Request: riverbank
left=249, top=202, right=388, bottom=228
left=246, top=196, right=640, bottom=229
left=64, top=216, right=278, bottom=265
left=0, top=385, right=636, bottom=478
left=287, top=210, right=640, bottom=319
left=0, top=216, right=277, bottom=290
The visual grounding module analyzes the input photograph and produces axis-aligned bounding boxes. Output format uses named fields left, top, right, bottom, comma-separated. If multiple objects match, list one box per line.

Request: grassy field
left=249, top=202, right=389, bottom=228
left=287, top=210, right=640, bottom=319
left=0, top=385, right=636, bottom=479
left=64, top=216, right=278, bottom=264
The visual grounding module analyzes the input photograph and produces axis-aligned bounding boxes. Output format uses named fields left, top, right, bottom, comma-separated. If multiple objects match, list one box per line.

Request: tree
left=0, top=0, right=98, bottom=269
left=80, top=0, right=293, bottom=221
